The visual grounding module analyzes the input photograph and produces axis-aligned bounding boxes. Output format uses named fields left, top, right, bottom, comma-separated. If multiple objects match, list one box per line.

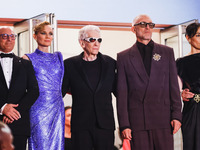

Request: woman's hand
left=181, top=88, right=194, bottom=101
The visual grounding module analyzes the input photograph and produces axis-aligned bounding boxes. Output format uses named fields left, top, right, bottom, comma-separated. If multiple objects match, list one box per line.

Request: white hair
left=78, top=25, right=101, bottom=41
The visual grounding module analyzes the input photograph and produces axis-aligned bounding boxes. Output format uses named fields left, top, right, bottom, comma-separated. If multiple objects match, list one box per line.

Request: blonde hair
left=34, top=21, right=51, bottom=34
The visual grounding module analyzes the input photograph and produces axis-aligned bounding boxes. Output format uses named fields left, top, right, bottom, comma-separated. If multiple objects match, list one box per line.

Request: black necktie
left=0, top=53, right=14, bottom=58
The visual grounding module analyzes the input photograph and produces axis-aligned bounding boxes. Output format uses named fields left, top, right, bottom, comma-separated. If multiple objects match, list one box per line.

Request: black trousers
left=71, top=126, right=114, bottom=150
left=131, top=128, right=173, bottom=150
left=13, top=135, right=28, bottom=150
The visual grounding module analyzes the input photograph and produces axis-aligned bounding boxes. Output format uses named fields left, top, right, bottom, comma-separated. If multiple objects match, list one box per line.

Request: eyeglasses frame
left=0, top=34, right=17, bottom=40
left=134, top=22, right=155, bottom=29
left=84, top=37, right=102, bottom=43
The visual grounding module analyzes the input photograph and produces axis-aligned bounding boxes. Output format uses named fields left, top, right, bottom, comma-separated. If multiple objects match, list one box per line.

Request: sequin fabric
left=27, top=49, right=64, bottom=150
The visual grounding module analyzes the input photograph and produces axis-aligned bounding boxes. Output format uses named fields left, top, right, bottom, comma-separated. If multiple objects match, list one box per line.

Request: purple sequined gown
left=27, top=49, right=64, bottom=150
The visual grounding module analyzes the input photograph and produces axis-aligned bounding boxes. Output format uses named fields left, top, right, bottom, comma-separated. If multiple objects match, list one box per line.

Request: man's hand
left=181, top=88, right=194, bottom=101
left=121, top=128, right=132, bottom=140
left=3, top=116, right=13, bottom=124
left=171, top=120, right=181, bottom=134
left=2, top=104, right=21, bottom=121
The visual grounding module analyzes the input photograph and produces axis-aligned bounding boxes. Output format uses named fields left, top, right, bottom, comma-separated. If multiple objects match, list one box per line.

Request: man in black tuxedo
left=62, top=25, right=116, bottom=150
left=0, top=27, right=39, bottom=150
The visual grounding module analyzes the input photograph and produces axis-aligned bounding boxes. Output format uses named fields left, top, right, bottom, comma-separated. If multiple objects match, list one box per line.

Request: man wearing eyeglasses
left=62, top=25, right=116, bottom=150
left=0, top=27, right=39, bottom=150
left=117, top=15, right=182, bottom=150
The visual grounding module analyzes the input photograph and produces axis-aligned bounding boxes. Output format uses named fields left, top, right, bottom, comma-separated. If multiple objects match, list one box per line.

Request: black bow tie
left=0, top=53, right=14, bottom=58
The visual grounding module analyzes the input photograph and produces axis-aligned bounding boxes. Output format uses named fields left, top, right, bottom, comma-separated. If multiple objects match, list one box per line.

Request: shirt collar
left=0, top=51, right=14, bottom=54
left=136, top=40, right=154, bottom=48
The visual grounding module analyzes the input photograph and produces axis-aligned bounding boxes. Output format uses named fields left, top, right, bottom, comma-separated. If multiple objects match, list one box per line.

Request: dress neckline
left=35, top=49, right=53, bottom=56
left=185, top=52, right=200, bottom=58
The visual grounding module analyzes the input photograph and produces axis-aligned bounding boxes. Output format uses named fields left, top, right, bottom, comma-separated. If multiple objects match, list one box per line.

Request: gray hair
left=78, top=25, right=101, bottom=40
left=132, top=14, right=151, bottom=27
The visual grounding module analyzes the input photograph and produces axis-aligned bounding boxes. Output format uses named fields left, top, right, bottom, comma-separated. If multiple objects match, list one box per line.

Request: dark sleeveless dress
left=176, top=53, right=200, bottom=150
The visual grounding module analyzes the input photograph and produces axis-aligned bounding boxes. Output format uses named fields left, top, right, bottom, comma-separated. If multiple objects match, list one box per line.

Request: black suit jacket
left=62, top=52, right=116, bottom=131
left=117, top=42, right=182, bottom=131
left=0, top=55, right=39, bottom=136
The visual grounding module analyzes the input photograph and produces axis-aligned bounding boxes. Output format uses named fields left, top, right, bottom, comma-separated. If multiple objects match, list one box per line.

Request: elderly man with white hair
left=62, top=25, right=116, bottom=150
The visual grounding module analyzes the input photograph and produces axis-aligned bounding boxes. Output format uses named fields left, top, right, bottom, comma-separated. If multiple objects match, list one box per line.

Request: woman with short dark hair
left=176, top=22, right=200, bottom=150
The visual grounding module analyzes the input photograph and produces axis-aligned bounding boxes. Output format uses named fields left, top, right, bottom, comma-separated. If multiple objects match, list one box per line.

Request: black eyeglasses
left=0, top=34, right=17, bottom=40
left=84, top=37, right=102, bottom=43
left=134, top=22, right=155, bottom=29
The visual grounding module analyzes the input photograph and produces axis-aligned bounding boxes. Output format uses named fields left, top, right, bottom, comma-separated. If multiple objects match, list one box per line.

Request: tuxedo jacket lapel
left=95, top=54, right=108, bottom=93
left=9, top=56, right=21, bottom=92
left=144, top=43, right=164, bottom=100
left=0, top=55, right=21, bottom=94
left=149, top=43, right=164, bottom=79
left=129, top=44, right=149, bottom=83
left=0, top=64, right=8, bottom=90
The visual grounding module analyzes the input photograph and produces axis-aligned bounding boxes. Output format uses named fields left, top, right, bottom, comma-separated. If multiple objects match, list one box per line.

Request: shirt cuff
left=0, top=103, right=7, bottom=115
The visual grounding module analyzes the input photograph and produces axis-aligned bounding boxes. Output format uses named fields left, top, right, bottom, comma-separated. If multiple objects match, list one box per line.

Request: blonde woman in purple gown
left=23, top=21, right=64, bottom=150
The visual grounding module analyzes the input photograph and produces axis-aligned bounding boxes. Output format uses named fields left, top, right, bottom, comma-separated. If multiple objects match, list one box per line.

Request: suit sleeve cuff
left=171, top=118, right=182, bottom=124
left=120, top=126, right=131, bottom=133
left=0, top=103, right=7, bottom=115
